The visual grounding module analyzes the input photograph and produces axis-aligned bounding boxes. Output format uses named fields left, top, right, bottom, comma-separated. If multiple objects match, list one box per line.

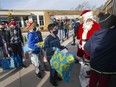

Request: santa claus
left=77, top=10, right=100, bottom=62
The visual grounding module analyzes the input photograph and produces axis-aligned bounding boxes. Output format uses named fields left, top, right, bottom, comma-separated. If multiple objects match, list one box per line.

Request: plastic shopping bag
left=50, top=48, right=75, bottom=82
left=1, top=58, right=10, bottom=70
left=10, top=57, right=15, bottom=68
left=79, top=62, right=90, bottom=87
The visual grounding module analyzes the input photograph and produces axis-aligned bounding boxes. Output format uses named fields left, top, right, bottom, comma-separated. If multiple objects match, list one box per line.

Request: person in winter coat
left=7, top=21, right=26, bottom=68
left=76, top=10, right=100, bottom=62
left=71, top=18, right=80, bottom=45
left=0, top=23, right=9, bottom=56
left=44, top=23, right=67, bottom=86
left=36, top=24, right=43, bottom=42
left=84, top=13, right=116, bottom=87
left=27, top=22, right=44, bottom=78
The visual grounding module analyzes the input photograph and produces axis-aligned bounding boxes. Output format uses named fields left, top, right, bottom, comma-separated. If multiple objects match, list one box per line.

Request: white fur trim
left=81, top=21, right=94, bottom=49
left=82, top=11, right=94, bottom=22
left=80, top=16, right=82, bottom=18
left=82, top=11, right=93, bottom=18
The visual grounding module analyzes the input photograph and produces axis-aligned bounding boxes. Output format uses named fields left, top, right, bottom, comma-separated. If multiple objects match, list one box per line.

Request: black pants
left=72, top=30, right=77, bottom=44
left=47, top=57, right=58, bottom=81
left=10, top=43, right=23, bottom=59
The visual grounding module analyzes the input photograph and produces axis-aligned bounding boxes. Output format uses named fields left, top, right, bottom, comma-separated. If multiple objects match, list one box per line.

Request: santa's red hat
left=27, top=22, right=35, bottom=30
left=80, top=10, right=94, bottom=21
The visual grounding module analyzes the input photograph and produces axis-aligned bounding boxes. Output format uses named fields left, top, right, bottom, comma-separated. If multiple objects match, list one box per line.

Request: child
left=27, top=22, right=44, bottom=78
left=36, top=24, right=43, bottom=42
left=44, top=23, right=66, bottom=86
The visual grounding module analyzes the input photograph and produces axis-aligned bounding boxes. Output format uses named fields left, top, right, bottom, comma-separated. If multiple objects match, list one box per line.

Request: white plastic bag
left=31, top=56, right=39, bottom=67
left=10, top=57, right=15, bottom=68
left=61, top=48, right=68, bottom=54
left=79, top=62, right=90, bottom=87
left=31, top=55, right=40, bottom=74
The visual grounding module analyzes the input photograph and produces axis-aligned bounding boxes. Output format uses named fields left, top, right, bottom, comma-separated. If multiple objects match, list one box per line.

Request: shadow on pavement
left=5, top=70, right=42, bottom=87
left=0, top=68, right=21, bottom=82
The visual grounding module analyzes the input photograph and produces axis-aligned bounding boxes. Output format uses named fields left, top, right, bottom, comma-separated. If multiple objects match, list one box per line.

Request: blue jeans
left=64, top=29, right=69, bottom=39
left=58, top=30, right=64, bottom=41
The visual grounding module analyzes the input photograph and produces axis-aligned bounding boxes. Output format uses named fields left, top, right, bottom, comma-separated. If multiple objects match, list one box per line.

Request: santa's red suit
left=76, top=10, right=100, bottom=61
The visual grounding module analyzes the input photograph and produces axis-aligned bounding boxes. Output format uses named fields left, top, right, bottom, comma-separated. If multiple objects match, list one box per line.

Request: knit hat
left=27, top=22, right=35, bottom=30
left=98, top=13, right=116, bottom=29
left=80, top=10, right=94, bottom=21
left=10, top=21, right=16, bottom=26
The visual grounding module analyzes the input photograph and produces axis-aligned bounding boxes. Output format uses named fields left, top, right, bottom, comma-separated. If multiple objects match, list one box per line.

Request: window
left=13, top=16, right=22, bottom=27
left=23, top=16, right=28, bottom=27
left=39, top=15, right=44, bottom=26
left=32, top=16, right=38, bottom=25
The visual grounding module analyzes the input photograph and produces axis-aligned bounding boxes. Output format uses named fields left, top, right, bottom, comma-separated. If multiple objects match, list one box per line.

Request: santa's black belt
left=82, top=39, right=88, bottom=41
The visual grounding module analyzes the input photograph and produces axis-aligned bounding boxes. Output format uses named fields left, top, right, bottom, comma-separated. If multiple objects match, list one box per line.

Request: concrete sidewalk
left=0, top=37, right=81, bottom=87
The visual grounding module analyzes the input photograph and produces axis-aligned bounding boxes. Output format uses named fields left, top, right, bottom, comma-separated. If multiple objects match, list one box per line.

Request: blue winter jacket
left=27, top=32, right=40, bottom=53
left=84, top=28, right=116, bottom=73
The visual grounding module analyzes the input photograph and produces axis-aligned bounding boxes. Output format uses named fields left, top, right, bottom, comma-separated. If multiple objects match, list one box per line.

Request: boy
left=27, top=22, right=44, bottom=78
left=44, top=23, right=66, bottom=86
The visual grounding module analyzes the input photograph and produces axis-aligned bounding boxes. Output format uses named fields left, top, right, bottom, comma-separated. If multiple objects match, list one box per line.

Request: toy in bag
left=50, top=48, right=75, bottom=82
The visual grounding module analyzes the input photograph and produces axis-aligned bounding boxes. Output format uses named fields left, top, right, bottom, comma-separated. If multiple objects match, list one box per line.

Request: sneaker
left=56, top=77, right=62, bottom=81
left=75, top=59, right=79, bottom=63
left=71, top=43, right=76, bottom=46
left=22, top=64, right=27, bottom=68
left=50, top=80, right=58, bottom=86
left=36, top=72, right=42, bottom=78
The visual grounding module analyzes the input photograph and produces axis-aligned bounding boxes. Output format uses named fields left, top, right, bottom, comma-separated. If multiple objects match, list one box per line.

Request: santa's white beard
left=83, top=21, right=94, bottom=30
left=81, top=21, right=94, bottom=50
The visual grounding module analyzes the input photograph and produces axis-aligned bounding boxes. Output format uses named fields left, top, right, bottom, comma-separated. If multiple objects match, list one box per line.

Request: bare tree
left=75, top=1, right=96, bottom=10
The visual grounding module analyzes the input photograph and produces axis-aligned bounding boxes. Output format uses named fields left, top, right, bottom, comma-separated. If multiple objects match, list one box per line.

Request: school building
left=0, top=10, right=82, bottom=30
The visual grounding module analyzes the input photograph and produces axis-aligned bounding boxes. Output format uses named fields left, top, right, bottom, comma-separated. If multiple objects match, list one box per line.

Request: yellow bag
left=37, top=42, right=44, bottom=48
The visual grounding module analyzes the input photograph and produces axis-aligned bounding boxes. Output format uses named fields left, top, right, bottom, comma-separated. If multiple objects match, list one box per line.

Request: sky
left=0, top=0, right=107, bottom=10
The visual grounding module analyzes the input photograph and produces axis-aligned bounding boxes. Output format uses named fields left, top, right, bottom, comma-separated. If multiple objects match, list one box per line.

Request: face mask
left=33, top=27, right=37, bottom=31
left=53, top=30, right=58, bottom=36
